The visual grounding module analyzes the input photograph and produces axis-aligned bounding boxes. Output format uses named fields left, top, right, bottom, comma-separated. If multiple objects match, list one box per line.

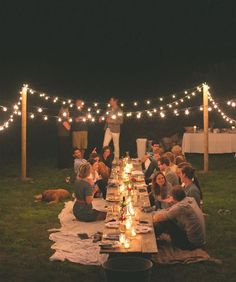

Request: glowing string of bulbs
left=0, top=100, right=22, bottom=131
left=208, top=91, right=236, bottom=126
left=26, top=84, right=203, bottom=110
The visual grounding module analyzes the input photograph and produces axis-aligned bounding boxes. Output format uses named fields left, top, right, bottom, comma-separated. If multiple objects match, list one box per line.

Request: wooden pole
left=21, top=85, right=28, bottom=180
left=203, top=83, right=209, bottom=172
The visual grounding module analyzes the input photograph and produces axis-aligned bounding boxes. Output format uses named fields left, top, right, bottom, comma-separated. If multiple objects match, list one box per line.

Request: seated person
left=100, top=146, right=114, bottom=171
left=164, top=152, right=177, bottom=173
left=146, top=140, right=162, bottom=155
left=153, top=186, right=206, bottom=250
left=73, top=148, right=87, bottom=176
left=158, top=157, right=179, bottom=187
left=89, top=151, right=110, bottom=188
left=171, top=145, right=184, bottom=158
left=179, top=165, right=202, bottom=207
left=88, top=158, right=107, bottom=199
left=175, top=155, right=187, bottom=165
left=176, top=161, right=192, bottom=185
left=141, top=149, right=162, bottom=185
left=73, top=163, right=107, bottom=222
left=149, top=172, right=172, bottom=209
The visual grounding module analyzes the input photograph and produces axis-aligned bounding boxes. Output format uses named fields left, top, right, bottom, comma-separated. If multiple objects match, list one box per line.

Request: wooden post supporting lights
left=21, top=84, right=28, bottom=180
left=203, top=83, right=209, bottom=172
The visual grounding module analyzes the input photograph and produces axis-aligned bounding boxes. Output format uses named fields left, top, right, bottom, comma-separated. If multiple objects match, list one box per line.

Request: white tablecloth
left=182, top=133, right=236, bottom=154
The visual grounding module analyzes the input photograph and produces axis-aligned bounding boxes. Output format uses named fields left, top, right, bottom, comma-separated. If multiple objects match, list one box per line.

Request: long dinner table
left=99, top=159, right=158, bottom=254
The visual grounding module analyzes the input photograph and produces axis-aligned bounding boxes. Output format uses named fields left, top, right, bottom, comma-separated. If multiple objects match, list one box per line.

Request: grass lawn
left=0, top=154, right=236, bottom=282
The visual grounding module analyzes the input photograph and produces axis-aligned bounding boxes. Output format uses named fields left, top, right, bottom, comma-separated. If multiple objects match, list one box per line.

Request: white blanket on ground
left=49, top=199, right=108, bottom=265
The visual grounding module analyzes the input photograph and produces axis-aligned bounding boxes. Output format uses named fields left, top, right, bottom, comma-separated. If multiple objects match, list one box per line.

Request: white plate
left=106, top=197, right=120, bottom=202
left=100, top=240, right=120, bottom=249
left=135, top=226, right=151, bottom=234
left=105, top=221, right=120, bottom=228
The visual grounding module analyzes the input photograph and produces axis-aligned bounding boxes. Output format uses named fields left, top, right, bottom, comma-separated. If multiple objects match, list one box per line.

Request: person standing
left=57, top=106, right=72, bottom=169
left=100, top=97, right=123, bottom=164
left=71, top=99, right=88, bottom=158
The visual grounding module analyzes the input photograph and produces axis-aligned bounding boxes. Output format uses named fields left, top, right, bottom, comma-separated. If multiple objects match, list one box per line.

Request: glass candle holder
left=124, top=238, right=130, bottom=249
left=119, top=233, right=126, bottom=245
left=131, top=227, right=136, bottom=237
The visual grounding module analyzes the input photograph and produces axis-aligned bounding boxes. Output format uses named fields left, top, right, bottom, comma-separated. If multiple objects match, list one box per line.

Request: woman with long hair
left=150, top=171, right=172, bottom=209
left=180, top=165, right=202, bottom=207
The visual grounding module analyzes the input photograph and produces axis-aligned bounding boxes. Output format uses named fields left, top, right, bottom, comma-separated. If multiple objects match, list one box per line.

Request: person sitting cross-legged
left=153, top=186, right=206, bottom=250
left=73, top=163, right=107, bottom=222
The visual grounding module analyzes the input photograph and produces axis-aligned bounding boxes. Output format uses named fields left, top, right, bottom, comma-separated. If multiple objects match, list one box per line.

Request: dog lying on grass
left=34, top=189, right=71, bottom=204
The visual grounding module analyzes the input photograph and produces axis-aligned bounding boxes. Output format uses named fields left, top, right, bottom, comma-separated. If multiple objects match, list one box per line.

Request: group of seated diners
left=143, top=142, right=205, bottom=250
left=72, top=142, right=206, bottom=251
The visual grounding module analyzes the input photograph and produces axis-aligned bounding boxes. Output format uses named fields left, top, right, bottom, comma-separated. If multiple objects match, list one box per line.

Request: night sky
left=0, top=1, right=236, bottom=101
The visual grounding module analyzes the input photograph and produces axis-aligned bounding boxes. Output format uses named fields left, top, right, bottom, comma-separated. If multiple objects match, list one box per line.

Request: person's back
left=184, top=182, right=201, bottom=207
left=167, top=196, right=205, bottom=247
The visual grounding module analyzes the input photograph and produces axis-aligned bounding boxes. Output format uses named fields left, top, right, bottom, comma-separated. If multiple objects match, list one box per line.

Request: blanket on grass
left=49, top=199, right=108, bottom=265
left=49, top=200, right=221, bottom=265
left=152, top=237, right=222, bottom=264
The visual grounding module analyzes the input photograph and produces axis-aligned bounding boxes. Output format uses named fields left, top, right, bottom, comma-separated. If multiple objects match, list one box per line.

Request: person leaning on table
left=153, top=186, right=206, bottom=250
left=73, top=163, right=107, bottom=222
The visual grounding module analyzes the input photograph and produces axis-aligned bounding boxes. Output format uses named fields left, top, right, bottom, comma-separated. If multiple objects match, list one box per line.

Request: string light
left=6, top=82, right=236, bottom=131
left=160, top=112, right=165, bottom=118
left=227, top=100, right=236, bottom=108
left=26, top=84, right=202, bottom=118
left=208, top=91, right=236, bottom=125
